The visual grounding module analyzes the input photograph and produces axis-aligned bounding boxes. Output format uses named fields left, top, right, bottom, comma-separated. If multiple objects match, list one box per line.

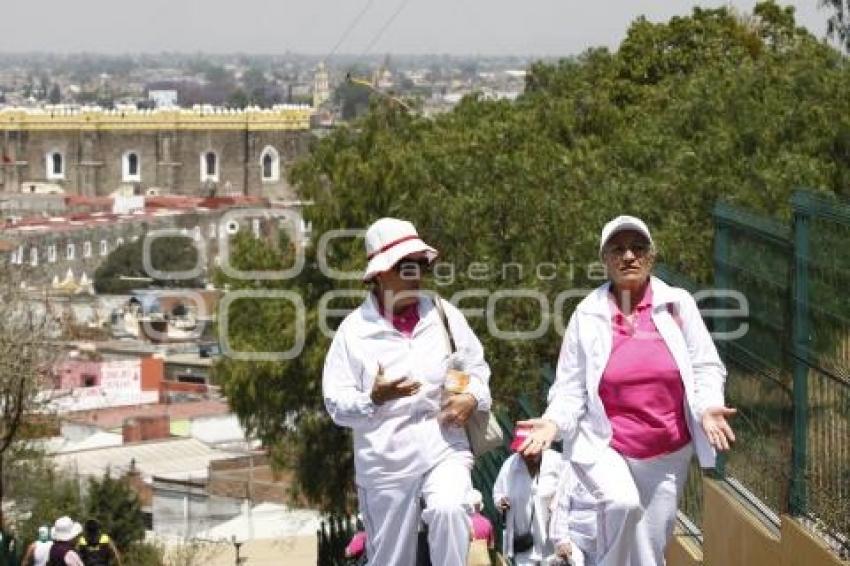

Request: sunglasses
left=603, top=242, right=651, bottom=259
left=393, top=258, right=431, bottom=276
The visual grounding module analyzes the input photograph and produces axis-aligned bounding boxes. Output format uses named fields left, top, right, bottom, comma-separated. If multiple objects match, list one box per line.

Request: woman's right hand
left=370, top=365, right=421, bottom=405
left=555, top=541, right=573, bottom=559
left=497, top=497, right=511, bottom=512
left=516, top=418, right=558, bottom=457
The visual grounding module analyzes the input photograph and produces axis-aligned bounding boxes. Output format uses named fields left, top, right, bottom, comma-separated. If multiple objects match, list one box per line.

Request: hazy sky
left=0, top=1, right=831, bottom=56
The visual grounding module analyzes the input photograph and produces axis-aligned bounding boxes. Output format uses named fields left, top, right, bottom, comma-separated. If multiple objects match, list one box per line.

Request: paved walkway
left=165, top=535, right=316, bottom=565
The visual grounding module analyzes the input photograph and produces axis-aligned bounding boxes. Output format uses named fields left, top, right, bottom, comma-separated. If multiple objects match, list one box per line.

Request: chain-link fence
left=665, top=191, right=850, bottom=558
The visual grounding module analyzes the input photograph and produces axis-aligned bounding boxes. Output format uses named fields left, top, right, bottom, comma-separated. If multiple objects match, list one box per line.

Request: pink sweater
left=471, top=512, right=494, bottom=545
left=599, top=283, right=691, bottom=459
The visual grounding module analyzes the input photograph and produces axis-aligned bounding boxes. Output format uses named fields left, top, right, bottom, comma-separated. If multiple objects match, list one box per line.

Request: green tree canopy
left=85, top=472, right=146, bottom=552
left=216, top=2, right=850, bottom=512
left=94, top=236, right=204, bottom=294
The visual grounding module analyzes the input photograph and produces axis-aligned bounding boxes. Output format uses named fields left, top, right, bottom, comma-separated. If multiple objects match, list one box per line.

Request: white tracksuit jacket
left=542, top=276, right=726, bottom=468
left=323, top=292, right=492, bottom=488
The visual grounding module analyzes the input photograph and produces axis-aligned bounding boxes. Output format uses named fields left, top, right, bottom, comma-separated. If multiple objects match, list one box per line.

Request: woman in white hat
left=518, top=215, right=736, bottom=565
left=323, top=217, right=492, bottom=565
left=46, top=517, right=83, bottom=566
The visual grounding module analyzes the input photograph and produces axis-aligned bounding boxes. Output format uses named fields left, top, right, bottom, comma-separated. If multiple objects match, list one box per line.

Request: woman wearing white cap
left=322, top=218, right=492, bottom=565
left=518, top=215, right=736, bottom=565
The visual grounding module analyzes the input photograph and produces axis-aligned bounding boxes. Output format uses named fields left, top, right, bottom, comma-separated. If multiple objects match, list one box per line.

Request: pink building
left=56, top=359, right=102, bottom=390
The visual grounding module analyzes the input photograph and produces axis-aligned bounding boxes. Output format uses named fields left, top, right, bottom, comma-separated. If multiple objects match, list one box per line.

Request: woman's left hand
left=440, top=393, right=478, bottom=427
left=701, top=406, right=737, bottom=451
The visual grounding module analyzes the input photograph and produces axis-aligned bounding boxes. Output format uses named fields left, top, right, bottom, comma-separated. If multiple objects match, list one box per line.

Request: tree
left=85, top=471, right=145, bottom=552
left=13, top=465, right=145, bottom=555
left=0, top=269, right=57, bottom=528
left=227, top=89, right=249, bottom=109
left=211, top=234, right=357, bottom=509
left=48, top=84, right=61, bottom=105
left=821, top=0, right=850, bottom=52
left=216, top=2, right=850, bottom=513
left=16, top=463, right=84, bottom=545
left=241, top=67, right=276, bottom=107
left=94, top=236, right=204, bottom=294
left=333, top=75, right=373, bottom=120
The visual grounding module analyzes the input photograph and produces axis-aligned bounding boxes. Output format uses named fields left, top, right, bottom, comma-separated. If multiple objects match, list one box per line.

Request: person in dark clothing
left=46, top=517, right=83, bottom=566
left=77, top=520, right=122, bottom=566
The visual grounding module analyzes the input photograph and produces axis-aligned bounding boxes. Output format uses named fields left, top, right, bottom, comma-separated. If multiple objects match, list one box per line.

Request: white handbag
left=433, top=296, right=505, bottom=456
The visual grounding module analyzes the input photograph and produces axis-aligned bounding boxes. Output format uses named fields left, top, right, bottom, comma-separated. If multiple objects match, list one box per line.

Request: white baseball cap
left=599, top=215, right=653, bottom=256
left=363, top=218, right=438, bottom=281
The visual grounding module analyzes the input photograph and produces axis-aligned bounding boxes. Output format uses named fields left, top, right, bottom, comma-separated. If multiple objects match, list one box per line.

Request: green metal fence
left=707, top=190, right=850, bottom=557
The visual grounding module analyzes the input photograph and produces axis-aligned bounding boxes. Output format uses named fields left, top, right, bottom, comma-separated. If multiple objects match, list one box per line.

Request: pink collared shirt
left=390, top=302, right=420, bottom=337
left=375, top=293, right=421, bottom=337
left=599, top=283, right=691, bottom=459
left=471, top=512, right=494, bottom=546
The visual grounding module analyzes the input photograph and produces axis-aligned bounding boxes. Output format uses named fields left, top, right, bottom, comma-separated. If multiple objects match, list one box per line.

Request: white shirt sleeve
left=537, top=450, right=565, bottom=501
left=542, top=313, right=588, bottom=441
left=679, top=292, right=726, bottom=416
left=322, top=327, right=377, bottom=430
left=492, top=454, right=514, bottom=505
left=65, top=550, right=85, bottom=566
left=549, top=477, right=573, bottom=547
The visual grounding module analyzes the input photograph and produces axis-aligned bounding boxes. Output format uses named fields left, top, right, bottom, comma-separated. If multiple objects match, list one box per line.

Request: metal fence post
left=713, top=212, right=731, bottom=478
left=790, top=199, right=810, bottom=516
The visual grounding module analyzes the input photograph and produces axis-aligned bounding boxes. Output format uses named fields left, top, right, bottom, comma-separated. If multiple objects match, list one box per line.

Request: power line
left=362, top=0, right=414, bottom=56
left=325, top=0, right=378, bottom=61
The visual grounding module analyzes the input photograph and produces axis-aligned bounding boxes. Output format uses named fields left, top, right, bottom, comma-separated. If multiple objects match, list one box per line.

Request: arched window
left=260, top=146, right=280, bottom=182
left=263, top=154, right=273, bottom=179
left=201, top=151, right=219, bottom=182
left=46, top=151, right=64, bottom=180
left=123, top=151, right=141, bottom=182
left=83, top=241, right=92, bottom=258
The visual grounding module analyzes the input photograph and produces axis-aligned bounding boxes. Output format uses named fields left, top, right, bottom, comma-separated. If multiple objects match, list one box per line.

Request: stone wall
left=0, top=107, right=313, bottom=199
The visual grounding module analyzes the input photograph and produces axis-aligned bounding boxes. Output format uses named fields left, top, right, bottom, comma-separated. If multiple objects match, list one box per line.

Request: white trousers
left=358, top=453, right=473, bottom=566
left=575, top=443, right=693, bottom=566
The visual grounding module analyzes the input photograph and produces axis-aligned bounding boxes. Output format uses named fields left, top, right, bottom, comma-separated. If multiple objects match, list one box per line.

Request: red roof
left=1, top=195, right=272, bottom=235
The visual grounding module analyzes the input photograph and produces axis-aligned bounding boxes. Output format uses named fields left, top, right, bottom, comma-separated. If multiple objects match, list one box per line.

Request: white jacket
left=548, top=461, right=596, bottom=555
left=323, top=293, right=492, bottom=488
left=543, top=276, right=726, bottom=468
left=492, top=450, right=563, bottom=559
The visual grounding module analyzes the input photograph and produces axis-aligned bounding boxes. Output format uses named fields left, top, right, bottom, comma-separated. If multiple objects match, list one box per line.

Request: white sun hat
left=599, top=215, right=654, bottom=256
left=52, top=516, right=82, bottom=542
left=363, top=218, right=438, bottom=281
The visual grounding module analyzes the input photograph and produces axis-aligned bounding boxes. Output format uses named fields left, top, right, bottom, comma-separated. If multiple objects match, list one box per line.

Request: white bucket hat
left=363, top=218, right=438, bottom=281
left=599, top=215, right=653, bottom=256
left=52, top=516, right=82, bottom=542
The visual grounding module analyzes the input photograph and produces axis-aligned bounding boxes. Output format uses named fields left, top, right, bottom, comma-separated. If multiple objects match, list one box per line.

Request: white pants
left=575, top=443, right=693, bottom=566
left=358, top=453, right=473, bottom=566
